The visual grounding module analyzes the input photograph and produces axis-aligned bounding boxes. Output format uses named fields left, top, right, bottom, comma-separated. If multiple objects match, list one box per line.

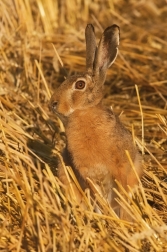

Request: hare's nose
left=49, top=100, right=58, bottom=111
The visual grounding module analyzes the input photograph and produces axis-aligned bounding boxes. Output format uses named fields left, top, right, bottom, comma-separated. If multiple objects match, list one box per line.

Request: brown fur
left=50, top=24, right=143, bottom=219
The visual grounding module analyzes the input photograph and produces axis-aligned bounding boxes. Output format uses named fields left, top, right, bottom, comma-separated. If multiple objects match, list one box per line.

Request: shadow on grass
left=27, top=138, right=59, bottom=176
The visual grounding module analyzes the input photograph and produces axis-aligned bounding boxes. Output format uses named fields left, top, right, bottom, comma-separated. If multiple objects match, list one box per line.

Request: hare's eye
left=75, top=80, right=85, bottom=90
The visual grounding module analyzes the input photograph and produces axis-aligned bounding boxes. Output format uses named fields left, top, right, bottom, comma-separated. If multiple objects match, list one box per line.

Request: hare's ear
left=85, top=24, right=97, bottom=74
left=94, top=24, right=120, bottom=81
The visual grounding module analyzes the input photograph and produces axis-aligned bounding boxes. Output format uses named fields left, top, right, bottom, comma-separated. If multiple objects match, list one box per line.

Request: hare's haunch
left=50, top=24, right=143, bottom=219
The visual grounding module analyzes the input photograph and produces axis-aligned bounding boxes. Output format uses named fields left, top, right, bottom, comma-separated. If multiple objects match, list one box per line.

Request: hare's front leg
left=57, top=162, right=88, bottom=209
left=57, top=148, right=87, bottom=208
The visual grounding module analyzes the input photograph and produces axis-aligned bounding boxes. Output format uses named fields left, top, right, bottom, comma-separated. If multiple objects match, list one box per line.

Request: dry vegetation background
left=0, top=0, right=167, bottom=251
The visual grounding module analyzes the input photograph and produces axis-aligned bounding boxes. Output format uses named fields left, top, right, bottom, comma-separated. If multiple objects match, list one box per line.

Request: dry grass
left=0, top=0, right=167, bottom=251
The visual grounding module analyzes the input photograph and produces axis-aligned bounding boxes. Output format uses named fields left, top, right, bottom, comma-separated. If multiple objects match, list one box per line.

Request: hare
left=50, top=24, right=143, bottom=219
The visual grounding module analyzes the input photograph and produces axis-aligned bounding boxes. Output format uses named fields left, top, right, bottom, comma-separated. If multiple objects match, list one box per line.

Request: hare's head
left=50, top=24, right=120, bottom=117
